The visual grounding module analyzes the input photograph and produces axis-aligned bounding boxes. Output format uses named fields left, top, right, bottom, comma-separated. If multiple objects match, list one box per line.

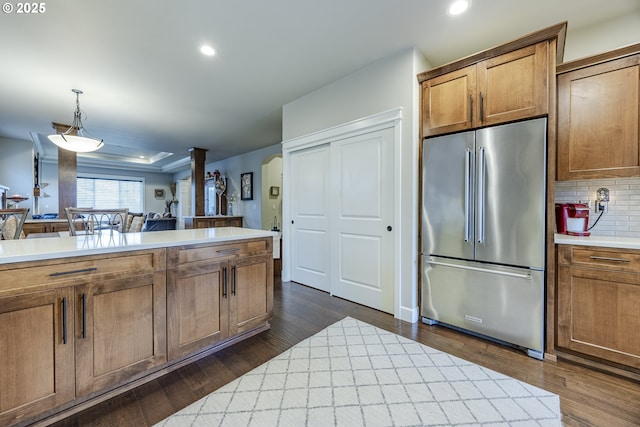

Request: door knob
left=387, top=226, right=392, bottom=231
left=291, top=220, right=294, bottom=224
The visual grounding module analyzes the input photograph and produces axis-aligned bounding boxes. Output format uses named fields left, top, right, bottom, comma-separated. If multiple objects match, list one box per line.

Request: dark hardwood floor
left=51, top=279, right=640, bottom=427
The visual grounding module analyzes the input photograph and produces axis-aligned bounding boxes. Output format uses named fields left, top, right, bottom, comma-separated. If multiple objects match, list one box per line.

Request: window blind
left=77, top=177, right=143, bottom=212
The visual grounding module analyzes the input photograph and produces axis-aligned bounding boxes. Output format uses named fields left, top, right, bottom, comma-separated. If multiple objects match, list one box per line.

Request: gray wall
left=0, top=137, right=35, bottom=212
left=0, top=136, right=178, bottom=216
left=173, top=143, right=282, bottom=230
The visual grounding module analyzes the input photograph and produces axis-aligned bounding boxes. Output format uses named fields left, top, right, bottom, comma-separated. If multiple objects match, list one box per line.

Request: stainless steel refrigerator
left=421, top=117, right=546, bottom=359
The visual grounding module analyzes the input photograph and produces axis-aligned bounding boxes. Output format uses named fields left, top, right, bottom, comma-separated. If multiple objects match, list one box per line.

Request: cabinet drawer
left=0, top=251, right=161, bottom=295
left=566, top=246, right=640, bottom=273
left=167, top=238, right=271, bottom=268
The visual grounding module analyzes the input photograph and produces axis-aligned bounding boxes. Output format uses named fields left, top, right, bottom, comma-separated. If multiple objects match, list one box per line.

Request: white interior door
left=289, top=145, right=331, bottom=292
left=331, top=127, right=394, bottom=313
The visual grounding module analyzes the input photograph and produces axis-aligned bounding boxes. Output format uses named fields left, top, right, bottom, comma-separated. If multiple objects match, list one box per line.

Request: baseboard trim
left=397, top=304, right=419, bottom=323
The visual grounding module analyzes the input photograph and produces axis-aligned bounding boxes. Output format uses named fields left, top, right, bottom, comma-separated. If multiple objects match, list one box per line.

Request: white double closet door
left=289, top=126, right=394, bottom=314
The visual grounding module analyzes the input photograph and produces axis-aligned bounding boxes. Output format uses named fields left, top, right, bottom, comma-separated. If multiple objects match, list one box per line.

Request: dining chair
left=64, top=208, right=129, bottom=236
left=0, top=208, right=30, bottom=240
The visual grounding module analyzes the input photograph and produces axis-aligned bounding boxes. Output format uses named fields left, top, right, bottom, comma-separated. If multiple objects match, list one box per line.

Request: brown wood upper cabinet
left=421, top=41, right=550, bottom=136
left=557, top=44, right=640, bottom=180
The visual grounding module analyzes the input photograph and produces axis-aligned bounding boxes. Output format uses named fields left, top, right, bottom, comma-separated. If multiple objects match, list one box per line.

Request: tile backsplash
left=555, top=177, right=640, bottom=238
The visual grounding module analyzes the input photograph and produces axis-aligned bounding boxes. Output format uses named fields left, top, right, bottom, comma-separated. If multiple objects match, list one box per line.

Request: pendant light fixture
left=48, top=89, right=104, bottom=152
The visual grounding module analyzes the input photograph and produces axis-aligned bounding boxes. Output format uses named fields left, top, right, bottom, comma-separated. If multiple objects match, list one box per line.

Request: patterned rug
left=154, top=317, right=561, bottom=426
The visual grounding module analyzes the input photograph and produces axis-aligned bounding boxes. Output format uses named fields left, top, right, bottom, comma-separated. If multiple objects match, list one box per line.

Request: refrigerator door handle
left=464, top=148, right=472, bottom=242
left=428, top=259, right=532, bottom=280
left=476, top=146, right=486, bottom=244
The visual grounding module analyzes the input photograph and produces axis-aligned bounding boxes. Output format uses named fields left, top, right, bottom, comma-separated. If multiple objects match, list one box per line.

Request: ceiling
left=1, top=0, right=639, bottom=173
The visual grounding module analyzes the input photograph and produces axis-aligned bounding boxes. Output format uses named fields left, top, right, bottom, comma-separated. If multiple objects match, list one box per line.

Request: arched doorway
left=261, top=154, right=282, bottom=231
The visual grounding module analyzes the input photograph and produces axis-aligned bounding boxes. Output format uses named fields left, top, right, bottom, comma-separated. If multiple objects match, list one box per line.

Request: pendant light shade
left=48, top=89, right=104, bottom=152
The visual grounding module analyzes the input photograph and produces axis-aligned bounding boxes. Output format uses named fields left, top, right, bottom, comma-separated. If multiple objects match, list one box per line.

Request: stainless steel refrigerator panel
left=421, top=256, right=544, bottom=354
left=422, top=131, right=475, bottom=260
left=474, top=117, right=547, bottom=269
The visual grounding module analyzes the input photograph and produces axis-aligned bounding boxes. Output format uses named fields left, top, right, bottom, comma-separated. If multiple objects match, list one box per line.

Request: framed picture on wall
left=241, top=172, right=253, bottom=200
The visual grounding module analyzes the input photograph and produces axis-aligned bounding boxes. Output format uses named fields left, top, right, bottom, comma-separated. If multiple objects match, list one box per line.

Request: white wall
left=563, top=11, right=640, bottom=62
left=282, top=47, right=430, bottom=323
left=173, top=143, right=282, bottom=230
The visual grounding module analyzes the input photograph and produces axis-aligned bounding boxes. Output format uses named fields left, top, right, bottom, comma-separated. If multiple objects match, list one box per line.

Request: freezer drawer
left=421, top=256, right=544, bottom=356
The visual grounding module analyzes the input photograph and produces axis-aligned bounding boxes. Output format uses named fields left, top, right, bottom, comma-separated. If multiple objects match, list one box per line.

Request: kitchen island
left=0, top=227, right=275, bottom=427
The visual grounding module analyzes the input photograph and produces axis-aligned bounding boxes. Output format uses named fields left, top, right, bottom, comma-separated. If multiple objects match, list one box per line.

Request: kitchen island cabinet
left=556, top=243, right=640, bottom=380
left=0, top=228, right=274, bottom=426
left=74, top=253, right=167, bottom=397
left=166, top=238, right=272, bottom=360
left=557, top=43, right=640, bottom=180
left=0, top=287, right=75, bottom=427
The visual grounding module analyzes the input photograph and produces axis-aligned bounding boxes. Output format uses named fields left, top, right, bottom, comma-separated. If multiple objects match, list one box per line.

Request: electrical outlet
left=596, top=188, right=609, bottom=212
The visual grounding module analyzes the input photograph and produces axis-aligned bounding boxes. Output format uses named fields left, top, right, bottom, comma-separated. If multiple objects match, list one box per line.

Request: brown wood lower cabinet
left=231, top=253, right=273, bottom=335
left=75, top=271, right=167, bottom=396
left=167, top=258, right=229, bottom=360
left=0, top=237, right=272, bottom=426
left=166, top=238, right=273, bottom=361
left=557, top=245, right=640, bottom=374
left=0, top=287, right=75, bottom=426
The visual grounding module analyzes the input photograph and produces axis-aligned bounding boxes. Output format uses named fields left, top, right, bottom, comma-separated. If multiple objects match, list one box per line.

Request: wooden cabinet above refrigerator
left=418, top=22, right=566, bottom=137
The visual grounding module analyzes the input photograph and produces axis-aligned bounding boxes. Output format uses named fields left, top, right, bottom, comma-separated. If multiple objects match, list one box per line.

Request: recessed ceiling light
left=200, top=45, right=216, bottom=56
left=447, top=0, right=470, bottom=16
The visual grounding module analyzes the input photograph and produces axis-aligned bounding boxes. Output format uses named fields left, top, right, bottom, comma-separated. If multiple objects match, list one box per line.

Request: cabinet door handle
left=469, top=94, right=473, bottom=123
left=232, top=266, right=237, bottom=295
left=50, top=267, right=97, bottom=277
left=62, top=297, right=68, bottom=345
left=479, top=92, right=484, bottom=122
left=222, top=267, right=228, bottom=298
left=81, top=293, right=87, bottom=339
left=589, top=256, right=630, bottom=263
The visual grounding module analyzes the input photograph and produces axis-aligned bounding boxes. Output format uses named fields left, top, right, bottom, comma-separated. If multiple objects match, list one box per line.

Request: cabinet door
left=557, top=54, right=640, bottom=180
left=229, top=254, right=273, bottom=335
left=167, top=259, right=230, bottom=360
left=477, top=42, right=548, bottom=126
left=423, top=65, right=476, bottom=136
left=75, top=272, right=167, bottom=396
left=0, top=288, right=75, bottom=426
left=557, top=265, right=640, bottom=368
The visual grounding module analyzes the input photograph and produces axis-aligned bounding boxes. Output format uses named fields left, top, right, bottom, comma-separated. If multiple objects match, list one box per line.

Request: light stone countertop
left=555, top=233, right=640, bottom=250
left=0, top=227, right=277, bottom=265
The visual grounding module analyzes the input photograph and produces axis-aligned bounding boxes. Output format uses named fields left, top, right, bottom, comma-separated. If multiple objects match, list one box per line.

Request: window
left=77, top=175, right=144, bottom=212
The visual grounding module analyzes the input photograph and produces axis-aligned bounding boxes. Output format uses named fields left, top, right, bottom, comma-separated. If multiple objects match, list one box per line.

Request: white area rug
left=155, top=317, right=561, bottom=426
